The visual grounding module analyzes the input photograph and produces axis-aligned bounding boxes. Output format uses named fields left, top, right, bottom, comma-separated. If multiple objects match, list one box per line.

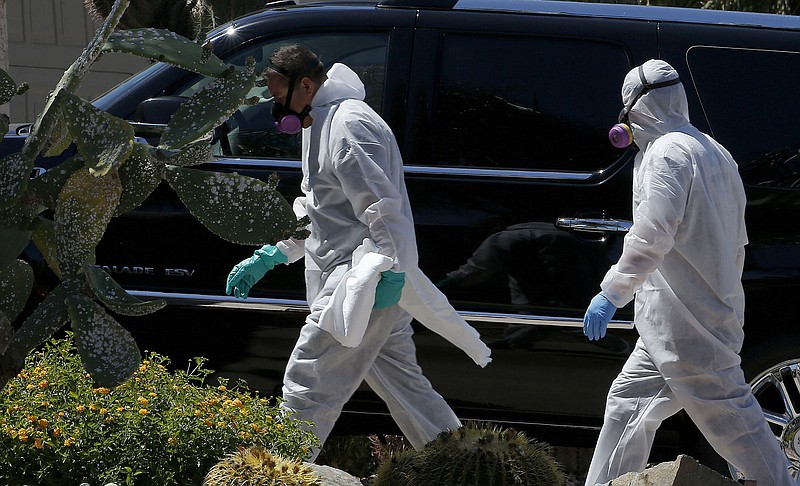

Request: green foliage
left=0, top=335, right=319, bottom=486
left=0, top=0, right=300, bottom=391
left=373, top=422, right=566, bottom=486
left=203, top=446, right=320, bottom=486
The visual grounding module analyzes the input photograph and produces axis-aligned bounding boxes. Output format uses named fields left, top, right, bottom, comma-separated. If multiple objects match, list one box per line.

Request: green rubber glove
left=373, top=270, right=405, bottom=310
left=226, top=245, right=288, bottom=299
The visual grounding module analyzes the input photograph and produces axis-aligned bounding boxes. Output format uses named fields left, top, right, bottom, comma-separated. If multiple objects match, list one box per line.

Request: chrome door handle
left=556, top=217, right=632, bottom=234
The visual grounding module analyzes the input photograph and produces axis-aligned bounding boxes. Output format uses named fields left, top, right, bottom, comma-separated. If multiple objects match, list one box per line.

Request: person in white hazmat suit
left=225, top=45, right=490, bottom=460
left=582, top=59, right=793, bottom=486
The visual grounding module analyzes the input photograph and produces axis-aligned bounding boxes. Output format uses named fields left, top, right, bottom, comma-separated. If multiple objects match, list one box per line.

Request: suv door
left=402, top=9, right=658, bottom=427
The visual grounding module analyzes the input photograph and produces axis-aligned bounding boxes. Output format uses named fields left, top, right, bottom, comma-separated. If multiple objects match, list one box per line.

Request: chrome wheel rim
left=730, top=359, right=800, bottom=482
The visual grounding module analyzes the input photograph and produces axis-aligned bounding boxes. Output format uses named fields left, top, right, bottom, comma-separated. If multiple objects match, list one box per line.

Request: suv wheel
left=732, top=337, right=800, bottom=482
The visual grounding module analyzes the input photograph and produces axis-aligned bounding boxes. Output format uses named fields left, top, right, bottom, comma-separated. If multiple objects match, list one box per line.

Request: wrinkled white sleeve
left=601, top=147, right=693, bottom=307
left=331, top=117, right=416, bottom=272
left=275, top=196, right=308, bottom=264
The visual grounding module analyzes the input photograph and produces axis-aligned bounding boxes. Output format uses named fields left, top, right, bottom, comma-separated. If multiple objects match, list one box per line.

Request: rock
left=606, top=455, right=739, bottom=485
left=305, top=463, right=364, bottom=486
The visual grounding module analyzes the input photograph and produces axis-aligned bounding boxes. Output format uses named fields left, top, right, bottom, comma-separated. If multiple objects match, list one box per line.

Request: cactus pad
left=66, top=294, right=141, bottom=388
left=159, top=63, right=255, bottom=149
left=60, top=92, right=134, bottom=177
left=0, top=259, right=34, bottom=325
left=103, top=28, right=228, bottom=77
left=0, top=153, right=34, bottom=209
left=164, top=165, right=295, bottom=245
left=84, top=264, right=166, bottom=316
left=55, top=168, right=122, bottom=277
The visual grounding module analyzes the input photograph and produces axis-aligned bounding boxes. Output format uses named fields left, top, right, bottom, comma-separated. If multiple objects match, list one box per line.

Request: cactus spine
left=203, top=447, right=320, bottom=486
left=373, top=423, right=566, bottom=486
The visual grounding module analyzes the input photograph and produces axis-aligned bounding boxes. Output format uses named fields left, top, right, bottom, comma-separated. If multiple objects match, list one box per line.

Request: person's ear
left=299, top=76, right=316, bottom=95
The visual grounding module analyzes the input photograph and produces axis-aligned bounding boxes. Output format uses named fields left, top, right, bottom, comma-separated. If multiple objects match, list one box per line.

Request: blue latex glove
left=226, top=245, right=288, bottom=299
left=373, top=270, right=405, bottom=310
left=583, top=292, right=617, bottom=341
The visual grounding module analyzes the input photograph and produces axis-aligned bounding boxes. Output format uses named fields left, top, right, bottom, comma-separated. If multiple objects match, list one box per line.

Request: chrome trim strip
left=209, top=158, right=594, bottom=181
left=128, top=291, right=634, bottom=329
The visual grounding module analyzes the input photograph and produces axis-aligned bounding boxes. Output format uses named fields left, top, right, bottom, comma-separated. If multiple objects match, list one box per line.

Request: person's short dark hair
left=268, top=45, right=326, bottom=84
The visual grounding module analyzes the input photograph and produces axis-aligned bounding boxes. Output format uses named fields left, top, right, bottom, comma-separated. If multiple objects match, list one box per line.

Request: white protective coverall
left=585, top=60, right=793, bottom=486
left=274, top=63, right=474, bottom=459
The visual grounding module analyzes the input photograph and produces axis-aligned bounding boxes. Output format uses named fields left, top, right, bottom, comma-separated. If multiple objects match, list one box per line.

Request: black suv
left=8, top=0, right=800, bottom=478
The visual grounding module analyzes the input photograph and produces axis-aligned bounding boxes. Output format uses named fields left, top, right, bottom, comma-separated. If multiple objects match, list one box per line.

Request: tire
left=732, top=335, right=800, bottom=482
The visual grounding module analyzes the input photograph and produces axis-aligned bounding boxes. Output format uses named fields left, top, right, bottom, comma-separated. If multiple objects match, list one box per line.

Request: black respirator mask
left=608, top=64, right=681, bottom=148
left=270, top=57, right=323, bottom=135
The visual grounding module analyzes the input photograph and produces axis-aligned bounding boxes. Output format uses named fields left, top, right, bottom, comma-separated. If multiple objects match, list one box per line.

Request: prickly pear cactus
left=373, top=423, right=566, bottom=486
left=203, top=447, right=320, bottom=486
left=0, top=0, right=299, bottom=391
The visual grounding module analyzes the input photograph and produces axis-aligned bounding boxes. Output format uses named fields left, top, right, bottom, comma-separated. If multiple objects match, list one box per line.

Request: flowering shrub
left=0, top=334, right=318, bottom=486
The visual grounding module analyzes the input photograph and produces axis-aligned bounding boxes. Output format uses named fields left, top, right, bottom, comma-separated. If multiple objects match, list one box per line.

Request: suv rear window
left=431, top=34, right=629, bottom=173
left=688, top=46, right=800, bottom=189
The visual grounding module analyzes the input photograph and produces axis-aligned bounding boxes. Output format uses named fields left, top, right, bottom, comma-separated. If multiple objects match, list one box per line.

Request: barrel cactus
left=203, top=447, right=320, bottom=486
left=373, top=423, right=566, bottom=486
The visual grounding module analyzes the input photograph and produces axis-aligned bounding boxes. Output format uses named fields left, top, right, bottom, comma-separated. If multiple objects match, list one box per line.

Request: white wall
left=7, top=0, right=149, bottom=123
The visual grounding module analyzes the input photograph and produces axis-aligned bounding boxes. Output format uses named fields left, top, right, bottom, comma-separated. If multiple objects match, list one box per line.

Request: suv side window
left=174, top=32, right=390, bottom=160
left=687, top=46, right=800, bottom=189
left=431, top=34, right=629, bottom=172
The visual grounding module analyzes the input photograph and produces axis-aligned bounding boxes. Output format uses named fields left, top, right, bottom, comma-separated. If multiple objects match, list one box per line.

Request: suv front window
left=173, top=32, right=390, bottom=160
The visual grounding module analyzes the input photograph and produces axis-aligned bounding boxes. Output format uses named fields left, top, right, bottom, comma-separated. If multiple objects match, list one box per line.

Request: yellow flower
left=218, top=385, right=227, bottom=392
left=203, top=419, right=212, bottom=427
left=27, top=415, right=36, bottom=423
left=216, top=421, right=225, bottom=427
left=276, top=424, right=283, bottom=431
left=105, top=417, right=113, bottom=423
left=167, top=437, right=178, bottom=446
left=76, top=405, right=85, bottom=413
left=94, top=387, right=110, bottom=395
left=34, top=438, right=43, bottom=449
left=89, top=403, right=99, bottom=411
left=64, top=438, right=74, bottom=447
left=149, top=392, right=157, bottom=398
left=135, top=377, right=141, bottom=382
left=37, top=419, right=48, bottom=429
left=38, top=380, right=49, bottom=389
left=57, top=411, right=65, bottom=418
left=99, top=408, right=108, bottom=415
left=194, top=409, right=203, bottom=416
left=53, top=428, right=62, bottom=438
left=116, top=407, right=125, bottom=412
left=138, top=409, right=149, bottom=416
left=137, top=397, right=149, bottom=406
